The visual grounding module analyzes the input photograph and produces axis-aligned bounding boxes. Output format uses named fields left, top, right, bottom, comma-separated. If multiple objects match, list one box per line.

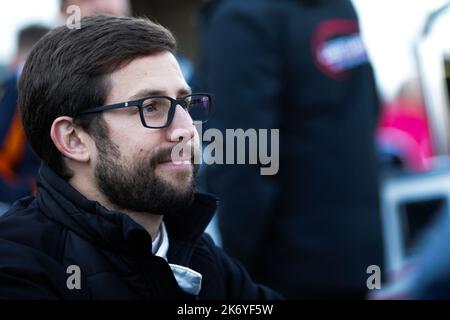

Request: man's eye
left=142, top=104, right=157, bottom=113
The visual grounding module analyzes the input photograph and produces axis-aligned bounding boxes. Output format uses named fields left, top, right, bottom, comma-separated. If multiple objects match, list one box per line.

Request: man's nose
left=167, top=105, right=196, bottom=142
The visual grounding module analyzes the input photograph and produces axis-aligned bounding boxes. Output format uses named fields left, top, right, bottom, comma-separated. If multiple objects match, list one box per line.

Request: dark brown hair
left=19, top=15, right=176, bottom=178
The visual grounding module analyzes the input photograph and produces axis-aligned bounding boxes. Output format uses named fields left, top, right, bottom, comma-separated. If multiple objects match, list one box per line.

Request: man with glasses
left=0, top=15, right=280, bottom=300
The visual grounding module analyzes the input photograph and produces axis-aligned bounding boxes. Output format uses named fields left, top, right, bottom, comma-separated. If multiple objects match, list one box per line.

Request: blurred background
left=3, top=0, right=450, bottom=299
left=1, top=0, right=450, bottom=99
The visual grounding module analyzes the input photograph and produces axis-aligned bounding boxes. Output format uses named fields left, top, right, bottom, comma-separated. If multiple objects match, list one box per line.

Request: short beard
left=94, top=138, right=198, bottom=216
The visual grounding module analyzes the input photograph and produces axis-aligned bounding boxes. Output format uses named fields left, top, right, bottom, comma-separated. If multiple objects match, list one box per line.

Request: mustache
left=149, top=144, right=197, bottom=168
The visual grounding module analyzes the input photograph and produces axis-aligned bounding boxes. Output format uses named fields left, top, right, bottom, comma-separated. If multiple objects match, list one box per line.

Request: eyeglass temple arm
left=78, top=101, right=141, bottom=115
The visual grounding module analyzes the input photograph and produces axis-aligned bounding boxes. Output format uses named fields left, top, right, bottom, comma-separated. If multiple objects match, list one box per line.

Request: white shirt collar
left=151, top=222, right=203, bottom=296
left=152, top=222, right=169, bottom=259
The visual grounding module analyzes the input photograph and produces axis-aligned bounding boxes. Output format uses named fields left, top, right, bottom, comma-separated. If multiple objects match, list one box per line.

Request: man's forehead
left=128, top=87, right=192, bottom=100
left=112, top=52, right=181, bottom=78
left=106, top=52, right=189, bottom=103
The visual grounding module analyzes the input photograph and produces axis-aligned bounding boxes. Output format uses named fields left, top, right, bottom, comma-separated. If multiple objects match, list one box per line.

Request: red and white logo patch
left=312, top=19, right=369, bottom=79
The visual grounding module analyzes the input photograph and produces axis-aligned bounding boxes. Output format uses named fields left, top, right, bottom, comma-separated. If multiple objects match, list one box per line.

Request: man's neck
left=69, top=173, right=163, bottom=241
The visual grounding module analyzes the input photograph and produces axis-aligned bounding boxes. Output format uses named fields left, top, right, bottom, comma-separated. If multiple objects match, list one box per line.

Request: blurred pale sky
left=1, top=0, right=449, bottom=99
left=352, top=0, right=450, bottom=99
left=0, top=0, right=59, bottom=63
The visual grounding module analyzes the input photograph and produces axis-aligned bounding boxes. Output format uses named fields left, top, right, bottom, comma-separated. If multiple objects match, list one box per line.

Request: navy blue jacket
left=196, top=0, right=384, bottom=298
left=0, top=164, right=280, bottom=300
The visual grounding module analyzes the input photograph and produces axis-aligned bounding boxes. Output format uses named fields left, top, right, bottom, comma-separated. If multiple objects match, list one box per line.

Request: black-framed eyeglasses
left=76, top=93, right=212, bottom=129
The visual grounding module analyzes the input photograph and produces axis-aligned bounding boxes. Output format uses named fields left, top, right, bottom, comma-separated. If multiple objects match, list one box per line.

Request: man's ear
left=50, top=116, right=91, bottom=163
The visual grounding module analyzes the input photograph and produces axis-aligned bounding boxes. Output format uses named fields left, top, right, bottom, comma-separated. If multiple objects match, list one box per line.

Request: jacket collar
left=36, top=163, right=218, bottom=257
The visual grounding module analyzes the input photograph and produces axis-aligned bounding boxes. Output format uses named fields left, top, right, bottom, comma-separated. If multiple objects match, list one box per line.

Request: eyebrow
left=128, top=87, right=192, bottom=100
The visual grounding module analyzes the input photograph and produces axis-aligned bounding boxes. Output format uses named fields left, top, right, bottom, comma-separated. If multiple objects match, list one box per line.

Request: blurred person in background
left=0, top=25, right=50, bottom=214
left=196, top=0, right=384, bottom=299
left=60, top=0, right=131, bottom=18
left=59, top=0, right=194, bottom=83
left=377, top=78, right=434, bottom=173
